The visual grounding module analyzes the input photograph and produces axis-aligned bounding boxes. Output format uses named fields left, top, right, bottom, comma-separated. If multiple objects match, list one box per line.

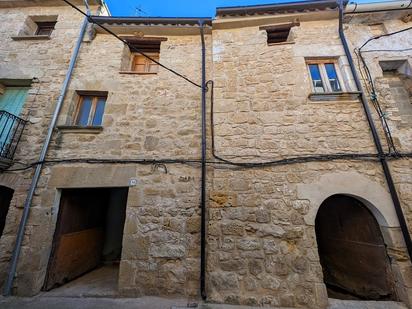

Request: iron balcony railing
left=0, top=110, right=28, bottom=162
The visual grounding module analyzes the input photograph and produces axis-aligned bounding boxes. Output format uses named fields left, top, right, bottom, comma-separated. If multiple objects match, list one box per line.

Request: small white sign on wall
left=128, top=178, right=138, bottom=187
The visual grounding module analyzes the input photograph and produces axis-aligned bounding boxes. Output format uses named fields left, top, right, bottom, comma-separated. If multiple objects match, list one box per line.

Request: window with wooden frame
left=131, top=53, right=160, bottom=74
left=35, top=21, right=56, bottom=36
left=121, top=37, right=166, bottom=74
left=306, top=59, right=344, bottom=93
left=74, top=94, right=107, bottom=127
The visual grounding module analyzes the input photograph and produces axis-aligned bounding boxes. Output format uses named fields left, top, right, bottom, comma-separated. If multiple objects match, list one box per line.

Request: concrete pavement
left=0, top=296, right=408, bottom=309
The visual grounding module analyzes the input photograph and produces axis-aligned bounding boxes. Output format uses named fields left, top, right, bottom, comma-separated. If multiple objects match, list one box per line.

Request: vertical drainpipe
left=199, top=19, right=207, bottom=301
left=3, top=4, right=91, bottom=296
left=337, top=0, right=412, bottom=260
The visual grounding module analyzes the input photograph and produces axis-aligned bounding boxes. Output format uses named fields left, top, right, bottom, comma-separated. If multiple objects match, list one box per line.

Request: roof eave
left=216, top=0, right=339, bottom=17
left=91, top=16, right=213, bottom=27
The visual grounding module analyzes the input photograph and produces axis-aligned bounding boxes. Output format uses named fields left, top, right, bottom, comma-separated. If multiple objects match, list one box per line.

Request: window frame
left=260, top=22, right=298, bottom=46
left=130, top=52, right=160, bottom=74
left=306, top=59, right=346, bottom=93
left=73, top=94, right=107, bottom=127
left=34, top=21, right=56, bottom=36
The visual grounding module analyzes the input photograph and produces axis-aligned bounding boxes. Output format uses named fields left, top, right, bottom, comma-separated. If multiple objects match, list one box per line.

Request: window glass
left=309, top=64, right=325, bottom=93
left=325, top=63, right=342, bottom=92
left=92, top=97, right=106, bottom=126
left=76, top=96, right=92, bottom=126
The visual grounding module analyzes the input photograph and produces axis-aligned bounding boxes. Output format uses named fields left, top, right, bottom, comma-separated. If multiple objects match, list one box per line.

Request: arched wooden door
left=315, top=194, right=395, bottom=300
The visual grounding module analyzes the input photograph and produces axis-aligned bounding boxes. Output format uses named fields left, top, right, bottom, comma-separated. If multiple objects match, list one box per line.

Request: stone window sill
left=57, top=125, right=103, bottom=134
left=11, top=35, right=51, bottom=41
left=308, top=92, right=361, bottom=102
left=119, top=71, right=158, bottom=75
left=268, top=41, right=295, bottom=46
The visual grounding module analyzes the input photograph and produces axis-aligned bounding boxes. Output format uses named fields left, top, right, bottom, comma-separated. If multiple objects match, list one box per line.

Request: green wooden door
left=0, top=87, right=29, bottom=153
left=0, top=87, right=29, bottom=116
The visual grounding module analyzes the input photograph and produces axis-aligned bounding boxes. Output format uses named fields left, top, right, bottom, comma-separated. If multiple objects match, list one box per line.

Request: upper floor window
left=260, top=22, right=298, bottom=45
left=132, top=53, right=159, bottom=74
left=12, top=15, right=58, bottom=40
left=74, top=94, right=107, bottom=127
left=35, top=21, right=56, bottom=36
left=307, top=60, right=342, bottom=93
left=120, top=37, right=166, bottom=74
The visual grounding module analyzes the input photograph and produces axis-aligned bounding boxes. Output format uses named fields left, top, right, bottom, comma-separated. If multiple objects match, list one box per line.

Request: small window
left=307, top=60, right=343, bottom=93
left=35, top=21, right=56, bottom=36
left=131, top=53, right=159, bottom=74
left=14, top=16, right=58, bottom=38
left=74, top=94, right=107, bottom=126
left=260, top=23, right=297, bottom=45
left=120, top=38, right=165, bottom=74
left=267, top=27, right=290, bottom=44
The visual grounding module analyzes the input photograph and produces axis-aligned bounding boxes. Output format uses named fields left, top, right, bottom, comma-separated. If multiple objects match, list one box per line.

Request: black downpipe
left=199, top=20, right=207, bottom=301
left=338, top=0, right=412, bottom=260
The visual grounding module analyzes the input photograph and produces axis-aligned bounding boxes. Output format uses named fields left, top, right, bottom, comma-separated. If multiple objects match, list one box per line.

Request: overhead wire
left=355, top=25, right=412, bottom=155
left=4, top=152, right=412, bottom=173
left=14, top=0, right=399, bottom=173
left=205, top=80, right=410, bottom=168
left=2, top=76, right=411, bottom=173
left=61, top=0, right=202, bottom=88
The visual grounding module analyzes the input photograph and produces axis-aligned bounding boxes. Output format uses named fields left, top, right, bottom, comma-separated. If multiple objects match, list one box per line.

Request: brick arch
left=297, top=171, right=399, bottom=228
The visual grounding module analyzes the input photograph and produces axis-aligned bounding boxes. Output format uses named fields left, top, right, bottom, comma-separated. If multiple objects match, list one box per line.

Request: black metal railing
left=0, top=110, right=28, bottom=161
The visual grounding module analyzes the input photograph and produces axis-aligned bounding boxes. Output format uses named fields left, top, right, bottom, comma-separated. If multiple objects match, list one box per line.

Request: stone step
left=328, top=298, right=408, bottom=309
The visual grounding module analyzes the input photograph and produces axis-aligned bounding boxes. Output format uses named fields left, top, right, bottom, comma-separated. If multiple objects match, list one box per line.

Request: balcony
left=0, top=110, right=28, bottom=170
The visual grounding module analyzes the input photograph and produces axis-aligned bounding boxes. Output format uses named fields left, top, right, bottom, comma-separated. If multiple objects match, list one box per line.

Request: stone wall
left=7, top=30, right=210, bottom=297
left=206, top=14, right=412, bottom=307
left=344, top=15, right=412, bottom=229
left=0, top=2, right=103, bottom=294
left=0, top=5, right=410, bottom=309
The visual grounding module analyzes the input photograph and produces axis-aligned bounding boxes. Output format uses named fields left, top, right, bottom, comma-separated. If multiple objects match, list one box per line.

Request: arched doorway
left=315, top=194, right=395, bottom=300
left=0, top=185, right=14, bottom=239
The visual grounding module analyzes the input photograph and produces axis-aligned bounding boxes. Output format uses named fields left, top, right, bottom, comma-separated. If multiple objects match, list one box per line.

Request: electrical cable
left=4, top=152, right=411, bottom=173
left=355, top=26, right=412, bottom=155
left=361, top=48, right=412, bottom=53
left=357, top=47, right=398, bottom=154
left=61, top=0, right=202, bottom=88
left=205, top=80, right=408, bottom=168
left=359, top=26, right=412, bottom=50
left=2, top=0, right=405, bottom=173
left=339, top=0, right=412, bottom=261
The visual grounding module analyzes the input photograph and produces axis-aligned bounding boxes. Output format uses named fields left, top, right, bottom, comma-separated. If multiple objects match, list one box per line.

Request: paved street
left=0, top=296, right=408, bottom=309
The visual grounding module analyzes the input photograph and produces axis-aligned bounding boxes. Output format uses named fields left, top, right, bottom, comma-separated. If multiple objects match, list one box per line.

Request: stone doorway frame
left=297, top=171, right=412, bottom=306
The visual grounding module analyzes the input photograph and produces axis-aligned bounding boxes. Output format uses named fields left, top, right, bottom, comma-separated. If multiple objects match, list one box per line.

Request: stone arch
left=297, top=171, right=399, bottom=228
left=298, top=171, right=412, bottom=306
left=0, top=173, right=22, bottom=191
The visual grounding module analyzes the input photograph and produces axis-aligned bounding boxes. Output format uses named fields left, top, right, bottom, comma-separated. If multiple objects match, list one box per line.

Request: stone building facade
left=0, top=0, right=411, bottom=308
left=0, top=0, right=107, bottom=295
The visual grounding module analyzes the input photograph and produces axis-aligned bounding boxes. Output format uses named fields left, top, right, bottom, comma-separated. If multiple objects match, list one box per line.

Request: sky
left=104, top=0, right=382, bottom=17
